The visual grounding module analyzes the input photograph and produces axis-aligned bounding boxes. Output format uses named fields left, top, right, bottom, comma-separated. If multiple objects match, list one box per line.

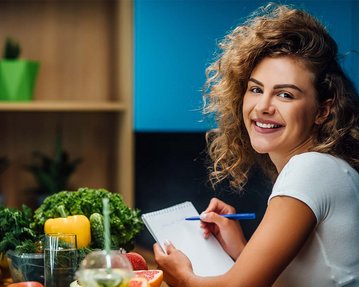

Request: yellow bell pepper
left=44, top=206, right=91, bottom=249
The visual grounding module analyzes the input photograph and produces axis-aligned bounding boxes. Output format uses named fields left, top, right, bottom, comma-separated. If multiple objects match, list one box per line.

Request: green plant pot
left=0, top=60, right=40, bottom=101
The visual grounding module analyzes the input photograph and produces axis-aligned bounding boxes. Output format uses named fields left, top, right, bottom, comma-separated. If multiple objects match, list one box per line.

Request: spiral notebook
left=141, top=201, right=234, bottom=276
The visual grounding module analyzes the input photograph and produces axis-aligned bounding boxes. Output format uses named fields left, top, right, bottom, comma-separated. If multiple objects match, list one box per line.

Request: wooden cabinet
left=0, top=0, right=134, bottom=208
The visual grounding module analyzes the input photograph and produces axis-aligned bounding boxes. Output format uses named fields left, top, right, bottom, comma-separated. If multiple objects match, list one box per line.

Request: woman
left=153, top=3, right=359, bottom=287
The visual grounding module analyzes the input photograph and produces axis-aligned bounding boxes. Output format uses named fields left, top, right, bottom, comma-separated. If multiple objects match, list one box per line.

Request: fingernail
left=164, top=239, right=171, bottom=247
left=200, top=213, right=207, bottom=220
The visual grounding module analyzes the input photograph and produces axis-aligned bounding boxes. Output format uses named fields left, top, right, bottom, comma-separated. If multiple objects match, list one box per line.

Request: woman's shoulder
left=291, top=151, right=335, bottom=162
left=288, top=152, right=350, bottom=170
left=282, top=152, right=359, bottom=182
left=273, top=152, right=358, bottom=214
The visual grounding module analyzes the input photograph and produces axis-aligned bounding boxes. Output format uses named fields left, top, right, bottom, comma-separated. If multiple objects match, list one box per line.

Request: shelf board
left=0, top=101, right=126, bottom=112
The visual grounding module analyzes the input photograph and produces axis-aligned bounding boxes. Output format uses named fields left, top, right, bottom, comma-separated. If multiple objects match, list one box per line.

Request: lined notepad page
left=141, top=201, right=234, bottom=276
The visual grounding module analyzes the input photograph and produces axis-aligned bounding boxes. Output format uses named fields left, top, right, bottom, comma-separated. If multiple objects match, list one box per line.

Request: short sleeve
left=268, top=153, right=342, bottom=223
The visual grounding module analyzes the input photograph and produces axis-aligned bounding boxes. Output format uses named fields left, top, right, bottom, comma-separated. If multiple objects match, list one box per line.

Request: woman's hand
left=200, top=198, right=247, bottom=259
left=153, top=241, right=195, bottom=287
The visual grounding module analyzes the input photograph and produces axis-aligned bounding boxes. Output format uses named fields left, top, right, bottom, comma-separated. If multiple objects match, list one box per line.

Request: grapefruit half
left=129, top=277, right=149, bottom=287
left=124, top=252, right=148, bottom=270
left=133, top=270, right=163, bottom=287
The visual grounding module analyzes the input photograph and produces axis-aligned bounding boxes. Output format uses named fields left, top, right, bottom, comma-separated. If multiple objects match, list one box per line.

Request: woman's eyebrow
left=248, top=78, right=304, bottom=93
left=248, top=78, right=263, bottom=86
left=273, top=84, right=304, bottom=93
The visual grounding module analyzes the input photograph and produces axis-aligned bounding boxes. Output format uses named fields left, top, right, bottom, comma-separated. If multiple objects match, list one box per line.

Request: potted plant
left=0, top=37, right=40, bottom=101
left=25, top=131, right=83, bottom=198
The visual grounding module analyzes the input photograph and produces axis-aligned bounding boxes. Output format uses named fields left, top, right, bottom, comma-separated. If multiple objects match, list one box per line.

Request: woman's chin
left=251, top=145, right=272, bottom=154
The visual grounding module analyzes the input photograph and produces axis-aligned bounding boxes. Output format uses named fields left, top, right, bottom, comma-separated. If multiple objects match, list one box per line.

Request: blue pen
left=185, top=213, right=256, bottom=221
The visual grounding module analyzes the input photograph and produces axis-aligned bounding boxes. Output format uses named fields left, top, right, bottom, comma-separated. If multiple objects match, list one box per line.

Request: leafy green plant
left=26, top=133, right=82, bottom=195
left=2, top=37, right=21, bottom=60
left=0, top=205, right=40, bottom=254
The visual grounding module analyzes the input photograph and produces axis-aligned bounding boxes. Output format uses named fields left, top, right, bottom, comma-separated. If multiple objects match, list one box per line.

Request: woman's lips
left=252, top=120, right=284, bottom=133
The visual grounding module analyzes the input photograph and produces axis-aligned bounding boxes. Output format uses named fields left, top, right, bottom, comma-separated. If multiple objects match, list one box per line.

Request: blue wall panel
left=134, top=0, right=359, bottom=132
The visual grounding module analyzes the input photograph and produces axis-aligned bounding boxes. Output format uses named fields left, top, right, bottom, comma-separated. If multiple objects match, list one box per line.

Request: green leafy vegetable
left=0, top=205, right=39, bottom=254
left=32, top=187, right=143, bottom=251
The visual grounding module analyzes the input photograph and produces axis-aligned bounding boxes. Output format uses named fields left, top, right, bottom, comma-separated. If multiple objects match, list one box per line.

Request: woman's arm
left=154, top=196, right=317, bottom=287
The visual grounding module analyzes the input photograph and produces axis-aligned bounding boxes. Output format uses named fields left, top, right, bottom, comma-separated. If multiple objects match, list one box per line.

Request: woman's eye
left=278, top=92, right=293, bottom=99
left=250, top=87, right=262, bottom=94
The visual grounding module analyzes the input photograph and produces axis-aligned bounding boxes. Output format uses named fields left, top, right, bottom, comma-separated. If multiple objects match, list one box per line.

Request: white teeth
left=255, top=122, right=280, bottom=129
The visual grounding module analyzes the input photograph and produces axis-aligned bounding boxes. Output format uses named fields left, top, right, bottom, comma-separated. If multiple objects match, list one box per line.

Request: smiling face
left=243, top=56, right=321, bottom=170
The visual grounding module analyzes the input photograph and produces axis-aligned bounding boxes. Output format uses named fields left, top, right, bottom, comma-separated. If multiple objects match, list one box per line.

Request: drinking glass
left=44, top=233, right=77, bottom=287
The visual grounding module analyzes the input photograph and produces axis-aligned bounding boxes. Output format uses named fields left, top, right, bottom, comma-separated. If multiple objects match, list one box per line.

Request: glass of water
left=44, top=233, right=77, bottom=287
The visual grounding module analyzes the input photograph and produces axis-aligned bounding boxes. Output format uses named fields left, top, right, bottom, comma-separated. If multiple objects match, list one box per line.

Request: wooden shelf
left=0, top=0, right=134, bottom=208
left=0, top=101, right=126, bottom=112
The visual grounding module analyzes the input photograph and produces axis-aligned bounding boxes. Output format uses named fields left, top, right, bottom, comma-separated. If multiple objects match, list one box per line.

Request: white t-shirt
left=269, top=152, right=359, bottom=287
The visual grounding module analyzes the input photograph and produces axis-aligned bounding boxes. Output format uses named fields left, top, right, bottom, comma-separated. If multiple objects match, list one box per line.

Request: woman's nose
left=255, top=94, right=275, bottom=115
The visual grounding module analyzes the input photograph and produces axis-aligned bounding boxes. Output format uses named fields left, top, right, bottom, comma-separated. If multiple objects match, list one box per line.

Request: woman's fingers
left=164, top=240, right=176, bottom=254
left=204, top=197, right=236, bottom=214
left=153, top=242, right=162, bottom=253
left=204, top=197, right=223, bottom=213
left=201, top=211, right=228, bottom=227
left=200, top=222, right=212, bottom=239
left=200, top=211, right=230, bottom=239
left=153, top=243, right=164, bottom=261
left=200, top=198, right=237, bottom=239
left=153, top=240, right=176, bottom=257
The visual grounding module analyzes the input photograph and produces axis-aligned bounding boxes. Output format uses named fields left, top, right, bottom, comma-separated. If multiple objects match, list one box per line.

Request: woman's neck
left=269, top=137, right=315, bottom=173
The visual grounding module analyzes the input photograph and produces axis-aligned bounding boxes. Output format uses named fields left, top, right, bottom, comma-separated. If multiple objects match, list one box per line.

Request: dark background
left=134, top=132, right=272, bottom=249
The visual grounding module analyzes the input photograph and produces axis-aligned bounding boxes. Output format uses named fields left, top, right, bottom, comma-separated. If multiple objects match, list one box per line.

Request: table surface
left=0, top=246, right=168, bottom=287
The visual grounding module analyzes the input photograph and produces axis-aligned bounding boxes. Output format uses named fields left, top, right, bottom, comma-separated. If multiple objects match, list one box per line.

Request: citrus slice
left=7, top=282, right=44, bottom=287
left=124, top=252, right=148, bottom=270
left=133, top=270, right=163, bottom=287
left=129, top=277, right=149, bottom=287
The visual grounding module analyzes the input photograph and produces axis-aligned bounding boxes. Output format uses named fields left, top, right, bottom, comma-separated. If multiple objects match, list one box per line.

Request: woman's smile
left=252, top=119, right=284, bottom=133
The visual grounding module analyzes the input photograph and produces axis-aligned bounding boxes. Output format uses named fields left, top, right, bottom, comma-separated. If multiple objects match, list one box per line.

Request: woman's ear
left=315, top=99, right=333, bottom=125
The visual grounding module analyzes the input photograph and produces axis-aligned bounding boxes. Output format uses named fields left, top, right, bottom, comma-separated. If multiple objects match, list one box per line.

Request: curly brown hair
left=204, top=3, right=359, bottom=190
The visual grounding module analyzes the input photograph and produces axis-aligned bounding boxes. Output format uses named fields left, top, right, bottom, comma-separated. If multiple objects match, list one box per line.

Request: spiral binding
left=142, top=201, right=193, bottom=218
